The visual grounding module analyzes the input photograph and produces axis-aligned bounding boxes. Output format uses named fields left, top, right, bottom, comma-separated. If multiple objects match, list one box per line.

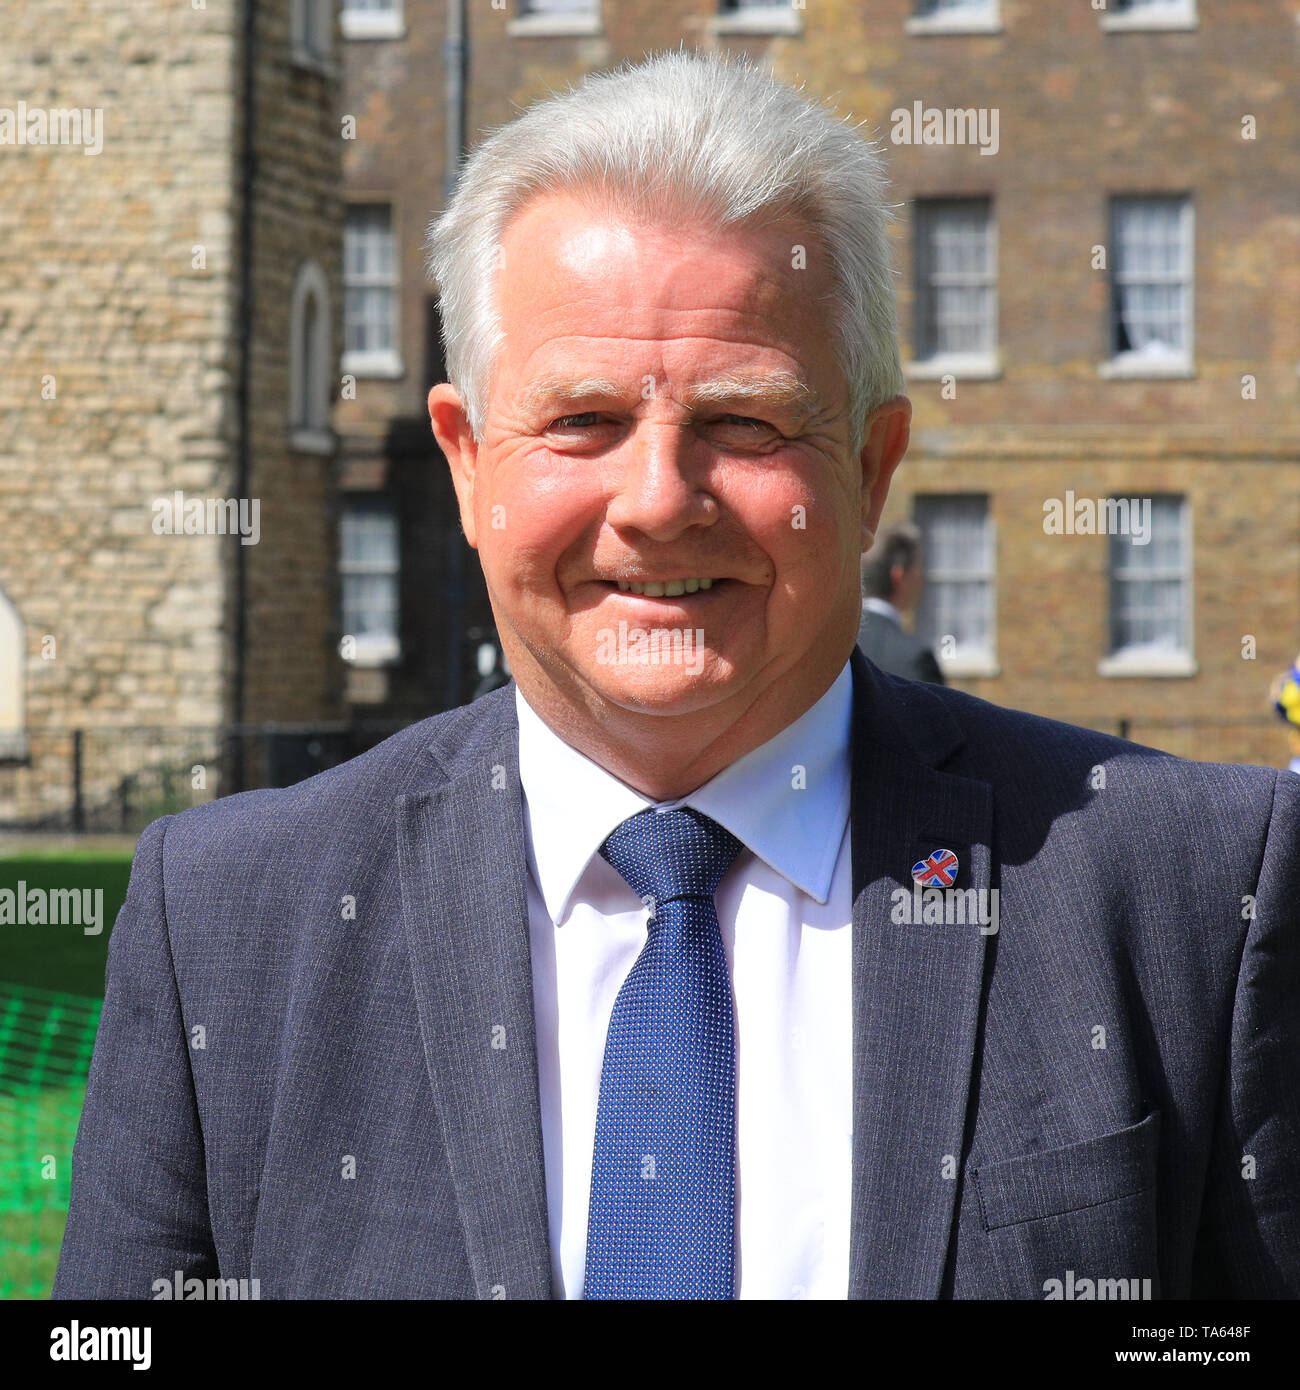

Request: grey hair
left=424, top=48, right=905, bottom=457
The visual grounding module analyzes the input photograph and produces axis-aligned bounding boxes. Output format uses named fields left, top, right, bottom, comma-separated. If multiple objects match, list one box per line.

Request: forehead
left=492, top=192, right=840, bottom=388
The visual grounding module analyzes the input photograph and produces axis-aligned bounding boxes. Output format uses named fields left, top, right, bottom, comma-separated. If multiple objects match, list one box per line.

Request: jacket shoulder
left=151, top=686, right=516, bottom=865
left=919, top=677, right=1282, bottom=834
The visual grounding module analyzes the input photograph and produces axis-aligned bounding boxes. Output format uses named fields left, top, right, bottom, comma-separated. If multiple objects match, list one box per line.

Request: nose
left=603, top=421, right=716, bottom=542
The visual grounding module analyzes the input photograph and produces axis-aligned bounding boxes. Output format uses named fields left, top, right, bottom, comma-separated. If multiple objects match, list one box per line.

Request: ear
left=858, top=395, right=912, bottom=548
left=428, top=383, right=481, bottom=549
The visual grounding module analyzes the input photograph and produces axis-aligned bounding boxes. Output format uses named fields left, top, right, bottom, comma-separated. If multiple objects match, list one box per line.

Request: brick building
left=338, top=0, right=1298, bottom=766
left=850, top=0, right=1300, bottom=766
left=3, top=1, right=1295, bottom=832
left=0, top=0, right=345, bottom=826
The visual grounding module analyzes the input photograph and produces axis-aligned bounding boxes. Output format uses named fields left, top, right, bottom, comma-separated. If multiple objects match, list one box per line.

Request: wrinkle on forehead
left=492, top=193, right=845, bottom=428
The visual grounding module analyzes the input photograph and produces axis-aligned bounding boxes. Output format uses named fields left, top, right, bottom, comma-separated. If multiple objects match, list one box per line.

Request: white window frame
left=289, top=260, right=335, bottom=455
left=906, top=0, right=1002, bottom=37
left=340, top=499, right=401, bottom=667
left=914, top=494, right=999, bottom=678
left=0, top=583, right=27, bottom=762
left=710, top=0, right=803, bottom=38
left=508, top=0, right=603, bottom=38
left=1100, top=0, right=1198, bottom=33
left=1099, top=495, right=1196, bottom=677
left=291, top=0, right=335, bottom=73
left=907, top=198, right=1000, bottom=380
left=1100, top=195, right=1195, bottom=379
left=343, top=205, right=403, bottom=379
left=341, top=0, right=404, bottom=41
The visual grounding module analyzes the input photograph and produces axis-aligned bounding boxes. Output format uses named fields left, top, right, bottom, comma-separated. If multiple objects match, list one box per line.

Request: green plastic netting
left=0, top=984, right=101, bottom=1299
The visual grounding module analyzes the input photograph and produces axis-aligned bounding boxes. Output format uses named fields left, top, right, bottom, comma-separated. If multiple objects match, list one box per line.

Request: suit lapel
left=393, top=664, right=992, bottom=1301
left=845, top=652, right=993, bottom=1298
left=396, top=696, right=553, bottom=1298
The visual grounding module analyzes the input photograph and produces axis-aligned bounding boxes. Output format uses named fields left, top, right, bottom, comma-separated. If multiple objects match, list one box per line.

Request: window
left=340, top=499, right=400, bottom=666
left=907, top=0, right=1001, bottom=34
left=509, top=0, right=602, bottom=36
left=289, top=260, right=333, bottom=454
left=1101, top=0, right=1197, bottom=31
left=344, top=205, right=402, bottom=377
left=341, top=0, right=403, bottom=40
left=0, top=584, right=25, bottom=762
left=915, top=0, right=994, bottom=15
left=1104, top=196, right=1193, bottom=375
left=713, top=0, right=801, bottom=36
left=1103, top=496, right=1192, bottom=673
left=912, top=198, right=998, bottom=372
left=291, top=0, right=333, bottom=69
left=914, top=495, right=996, bottom=675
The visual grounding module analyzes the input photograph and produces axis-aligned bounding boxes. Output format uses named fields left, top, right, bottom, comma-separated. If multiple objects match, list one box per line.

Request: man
left=857, top=522, right=945, bottom=685
left=56, top=51, right=1297, bottom=1300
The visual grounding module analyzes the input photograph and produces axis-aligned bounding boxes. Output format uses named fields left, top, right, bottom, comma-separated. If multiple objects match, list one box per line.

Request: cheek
left=477, top=463, right=599, bottom=591
left=738, top=472, right=852, bottom=579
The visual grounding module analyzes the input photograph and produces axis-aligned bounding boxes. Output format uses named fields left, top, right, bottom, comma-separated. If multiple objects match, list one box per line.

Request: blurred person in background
left=857, top=522, right=945, bottom=685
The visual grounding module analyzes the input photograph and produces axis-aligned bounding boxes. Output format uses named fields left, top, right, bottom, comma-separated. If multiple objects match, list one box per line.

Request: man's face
left=430, top=191, right=909, bottom=723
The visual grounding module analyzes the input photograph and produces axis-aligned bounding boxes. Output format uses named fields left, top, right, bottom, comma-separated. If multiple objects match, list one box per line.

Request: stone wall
left=0, top=0, right=344, bottom=825
left=241, top=0, right=345, bottom=724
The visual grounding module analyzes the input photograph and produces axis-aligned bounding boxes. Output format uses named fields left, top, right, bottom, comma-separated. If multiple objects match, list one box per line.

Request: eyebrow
left=517, top=370, right=821, bottom=424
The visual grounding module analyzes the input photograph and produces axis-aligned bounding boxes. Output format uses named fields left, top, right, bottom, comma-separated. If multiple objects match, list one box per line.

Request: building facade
left=0, top=0, right=345, bottom=826
left=3, top=0, right=1295, bottom=833
left=338, top=0, right=1299, bottom=766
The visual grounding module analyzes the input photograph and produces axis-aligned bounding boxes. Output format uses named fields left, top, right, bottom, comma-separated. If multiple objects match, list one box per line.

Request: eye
left=550, top=412, right=603, bottom=429
left=706, top=414, right=785, bottom=445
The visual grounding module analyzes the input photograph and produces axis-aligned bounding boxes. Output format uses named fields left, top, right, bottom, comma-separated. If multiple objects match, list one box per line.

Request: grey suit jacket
left=54, top=651, right=1300, bottom=1298
left=857, top=606, right=946, bottom=685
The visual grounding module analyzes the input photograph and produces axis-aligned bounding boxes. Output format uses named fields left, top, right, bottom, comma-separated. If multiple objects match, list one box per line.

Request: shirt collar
left=863, top=595, right=903, bottom=626
left=516, top=661, right=853, bottom=923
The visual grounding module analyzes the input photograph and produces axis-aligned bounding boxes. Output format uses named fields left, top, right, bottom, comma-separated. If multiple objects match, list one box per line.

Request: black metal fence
left=0, top=711, right=1287, bottom=838
left=0, top=722, right=413, bottom=835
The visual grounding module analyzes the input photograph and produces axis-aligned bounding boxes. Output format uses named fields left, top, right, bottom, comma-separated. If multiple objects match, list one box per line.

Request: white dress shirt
left=517, top=662, right=854, bottom=1299
left=862, top=595, right=904, bottom=627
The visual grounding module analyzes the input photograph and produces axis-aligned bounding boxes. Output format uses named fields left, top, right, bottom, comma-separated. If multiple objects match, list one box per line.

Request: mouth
left=599, top=577, right=729, bottom=598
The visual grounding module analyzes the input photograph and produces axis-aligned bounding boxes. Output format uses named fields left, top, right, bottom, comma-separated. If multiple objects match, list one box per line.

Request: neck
left=514, top=649, right=851, bottom=802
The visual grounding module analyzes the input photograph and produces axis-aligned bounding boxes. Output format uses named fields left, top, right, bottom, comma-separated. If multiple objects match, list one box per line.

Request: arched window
left=289, top=260, right=334, bottom=455
left=0, top=583, right=26, bottom=762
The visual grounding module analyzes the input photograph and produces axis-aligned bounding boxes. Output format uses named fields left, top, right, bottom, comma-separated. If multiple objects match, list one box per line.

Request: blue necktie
left=584, top=806, right=744, bottom=1300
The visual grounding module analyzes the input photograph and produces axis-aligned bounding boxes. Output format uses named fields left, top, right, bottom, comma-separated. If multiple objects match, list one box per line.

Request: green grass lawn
left=0, top=850, right=134, bottom=999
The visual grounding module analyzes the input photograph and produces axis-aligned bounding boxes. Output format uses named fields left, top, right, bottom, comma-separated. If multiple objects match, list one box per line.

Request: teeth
left=613, top=577, right=717, bottom=595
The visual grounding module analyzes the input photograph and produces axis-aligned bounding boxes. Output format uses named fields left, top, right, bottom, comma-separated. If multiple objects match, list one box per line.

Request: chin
left=583, top=659, right=740, bottom=716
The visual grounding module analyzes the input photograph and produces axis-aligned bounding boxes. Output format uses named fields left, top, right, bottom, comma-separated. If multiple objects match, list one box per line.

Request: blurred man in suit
left=56, top=51, right=1298, bottom=1301
left=857, top=522, right=945, bottom=685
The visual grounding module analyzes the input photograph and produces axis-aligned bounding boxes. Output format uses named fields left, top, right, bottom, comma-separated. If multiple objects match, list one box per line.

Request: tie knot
left=599, top=807, right=743, bottom=908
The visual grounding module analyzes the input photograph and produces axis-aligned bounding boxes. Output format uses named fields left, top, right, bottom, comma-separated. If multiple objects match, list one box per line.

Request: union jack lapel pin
left=912, top=848, right=959, bottom=888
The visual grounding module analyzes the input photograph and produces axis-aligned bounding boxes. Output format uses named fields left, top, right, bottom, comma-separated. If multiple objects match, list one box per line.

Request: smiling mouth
left=605, top=578, right=725, bottom=597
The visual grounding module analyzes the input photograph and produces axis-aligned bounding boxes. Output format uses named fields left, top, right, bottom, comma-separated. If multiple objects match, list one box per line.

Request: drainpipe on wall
left=231, top=0, right=258, bottom=788
left=442, top=0, right=468, bottom=708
